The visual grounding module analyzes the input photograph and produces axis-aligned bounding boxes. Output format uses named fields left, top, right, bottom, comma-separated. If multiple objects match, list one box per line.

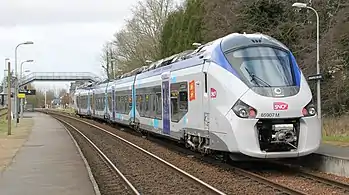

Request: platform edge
left=58, top=120, right=101, bottom=195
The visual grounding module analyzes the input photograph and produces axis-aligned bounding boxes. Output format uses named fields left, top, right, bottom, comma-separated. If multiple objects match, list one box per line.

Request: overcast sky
left=0, top=0, right=139, bottom=92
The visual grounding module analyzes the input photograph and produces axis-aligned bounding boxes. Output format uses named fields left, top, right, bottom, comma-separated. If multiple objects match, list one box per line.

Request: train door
left=202, top=61, right=211, bottom=132
left=112, top=86, right=115, bottom=120
left=87, top=92, right=91, bottom=115
left=131, top=77, right=137, bottom=124
left=92, top=90, right=95, bottom=116
left=78, top=94, right=81, bottom=113
left=161, top=72, right=171, bottom=135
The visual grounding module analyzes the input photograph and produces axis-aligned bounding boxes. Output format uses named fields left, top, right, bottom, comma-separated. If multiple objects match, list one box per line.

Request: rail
left=57, top=118, right=140, bottom=195
left=44, top=110, right=226, bottom=195
left=0, top=107, right=7, bottom=118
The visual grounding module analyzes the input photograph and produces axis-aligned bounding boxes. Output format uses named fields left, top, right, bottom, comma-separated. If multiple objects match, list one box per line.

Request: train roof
left=75, top=32, right=291, bottom=91
left=116, top=32, right=289, bottom=81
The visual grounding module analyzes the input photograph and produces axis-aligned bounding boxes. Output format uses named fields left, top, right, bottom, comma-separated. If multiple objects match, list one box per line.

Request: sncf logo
left=273, top=102, right=288, bottom=110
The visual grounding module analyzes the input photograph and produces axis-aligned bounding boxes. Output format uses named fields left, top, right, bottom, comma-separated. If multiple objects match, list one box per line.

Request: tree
left=160, top=0, right=204, bottom=58
left=103, top=0, right=174, bottom=75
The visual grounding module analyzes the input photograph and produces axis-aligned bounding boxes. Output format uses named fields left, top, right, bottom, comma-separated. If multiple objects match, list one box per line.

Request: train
left=73, top=32, right=321, bottom=160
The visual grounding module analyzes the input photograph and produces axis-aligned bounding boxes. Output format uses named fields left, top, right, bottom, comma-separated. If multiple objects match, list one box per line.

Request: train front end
left=213, top=33, right=321, bottom=159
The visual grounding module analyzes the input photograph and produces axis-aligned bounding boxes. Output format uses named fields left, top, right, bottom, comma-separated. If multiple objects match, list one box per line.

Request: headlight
left=232, top=100, right=257, bottom=118
left=302, top=101, right=317, bottom=117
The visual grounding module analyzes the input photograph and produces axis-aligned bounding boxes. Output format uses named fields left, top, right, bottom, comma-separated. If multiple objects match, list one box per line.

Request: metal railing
left=19, top=72, right=100, bottom=86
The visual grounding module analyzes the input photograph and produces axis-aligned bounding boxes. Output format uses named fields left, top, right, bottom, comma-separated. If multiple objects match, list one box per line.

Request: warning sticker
left=189, top=80, right=196, bottom=101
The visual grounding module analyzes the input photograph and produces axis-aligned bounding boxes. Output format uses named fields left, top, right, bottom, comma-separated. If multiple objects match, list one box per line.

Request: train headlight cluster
left=302, top=101, right=317, bottom=117
left=232, top=100, right=257, bottom=119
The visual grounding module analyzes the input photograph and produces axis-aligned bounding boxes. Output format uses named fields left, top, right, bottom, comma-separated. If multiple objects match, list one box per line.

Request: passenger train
left=73, top=32, right=321, bottom=159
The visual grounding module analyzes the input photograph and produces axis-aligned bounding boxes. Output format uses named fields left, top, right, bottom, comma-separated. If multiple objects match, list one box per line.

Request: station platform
left=0, top=112, right=98, bottom=195
left=316, top=143, right=349, bottom=160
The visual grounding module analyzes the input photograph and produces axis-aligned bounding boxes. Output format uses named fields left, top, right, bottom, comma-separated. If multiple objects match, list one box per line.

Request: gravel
left=257, top=171, right=348, bottom=195
left=307, top=169, right=349, bottom=184
left=59, top=116, right=217, bottom=195
left=53, top=112, right=349, bottom=195
left=69, top=116, right=300, bottom=195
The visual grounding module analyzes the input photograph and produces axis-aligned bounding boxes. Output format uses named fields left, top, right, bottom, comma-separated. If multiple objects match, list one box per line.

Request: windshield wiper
left=245, top=67, right=271, bottom=87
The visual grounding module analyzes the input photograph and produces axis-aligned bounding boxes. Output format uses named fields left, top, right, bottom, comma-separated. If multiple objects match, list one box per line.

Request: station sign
left=17, top=93, right=26, bottom=99
left=19, top=89, right=36, bottom=95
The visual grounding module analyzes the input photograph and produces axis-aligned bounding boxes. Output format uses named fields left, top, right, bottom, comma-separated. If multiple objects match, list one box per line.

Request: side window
left=171, top=82, right=188, bottom=122
left=108, top=93, right=112, bottom=111
left=141, top=94, right=145, bottom=116
left=128, top=94, right=132, bottom=113
left=116, top=96, right=120, bottom=112
left=171, top=89, right=179, bottom=122
left=156, top=92, right=162, bottom=119
left=136, top=95, right=141, bottom=114
left=145, top=94, right=149, bottom=115
left=151, top=94, right=156, bottom=118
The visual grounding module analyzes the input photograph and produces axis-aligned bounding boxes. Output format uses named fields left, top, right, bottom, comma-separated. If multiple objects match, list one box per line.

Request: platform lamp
left=292, top=3, right=321, bottom=123
left=19, top=59, right=34, bottom=119
left=14, top=41, right=34, bottom=126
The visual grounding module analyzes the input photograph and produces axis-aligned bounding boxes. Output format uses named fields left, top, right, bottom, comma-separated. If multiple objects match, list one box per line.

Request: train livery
left=73, top=32, right=321, bottom=159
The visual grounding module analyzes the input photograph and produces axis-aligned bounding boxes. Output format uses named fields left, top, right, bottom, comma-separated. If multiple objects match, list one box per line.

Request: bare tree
left=109, top=0, right=174, bottom=73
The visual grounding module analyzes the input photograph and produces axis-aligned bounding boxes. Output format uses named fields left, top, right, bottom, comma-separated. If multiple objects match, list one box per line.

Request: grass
left=0, top=109, right=9, bottom=134
left=55, top=107, right=75, bottom=115
left=0, top=114, right=33, bottom=172
left=322, top=115, right=349, bottom=146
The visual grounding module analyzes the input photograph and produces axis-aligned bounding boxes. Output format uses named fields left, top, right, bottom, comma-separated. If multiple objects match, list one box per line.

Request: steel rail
left=56, top=117, right=141, bottom=195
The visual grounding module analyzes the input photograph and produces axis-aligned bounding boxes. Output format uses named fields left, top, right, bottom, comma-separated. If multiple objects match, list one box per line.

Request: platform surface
left=316, top=143, right=349, bottom=159
left=0, top=112, right=96, bottom=195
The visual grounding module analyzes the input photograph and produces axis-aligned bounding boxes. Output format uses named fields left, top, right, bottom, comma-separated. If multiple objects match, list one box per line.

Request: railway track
left=265, top=161, right=349, bottom=194
left=59, top=118, right=139, bottom=195
left=51, top=113, right=226, bottom=195
left=0, top=107, right=7, bottom=117
left=41, top=110, right=316, bottom=195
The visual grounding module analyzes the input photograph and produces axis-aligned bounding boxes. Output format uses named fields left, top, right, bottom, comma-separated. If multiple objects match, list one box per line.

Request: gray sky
left=0, top=0, right=138, bottom=92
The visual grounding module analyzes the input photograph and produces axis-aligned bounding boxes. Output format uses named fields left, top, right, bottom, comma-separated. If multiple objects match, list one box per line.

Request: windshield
left=224, top=46, right=295, bottom=87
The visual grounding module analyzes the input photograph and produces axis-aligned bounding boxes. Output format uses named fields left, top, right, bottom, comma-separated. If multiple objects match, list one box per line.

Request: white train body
left=74, top=32, right=321, bottom=159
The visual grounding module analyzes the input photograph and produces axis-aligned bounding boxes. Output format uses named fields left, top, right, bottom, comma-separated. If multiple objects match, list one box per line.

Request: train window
left=128, top=95, right=132, bottom=113
left=125, top=95, right=129, bottom=114
left=119, top=96, right=123, bottom=113
left=171, top=82, right=188, bottom=123
left=151, top=94, right=156, bottom=118
left=145, top=94, right=149, bottom=114
left=124, top=95, right=128, bottom=114
left=116, top=96, right=120, bottom=112
left=179, top=91, right=188, bottom=111
left=171, top=90, right=179, bottom=122
left=108, top=93, right=112, bottom=111
left=156, top=92, right=162, bottom=119
left=139, top=94, right=144, bottom=116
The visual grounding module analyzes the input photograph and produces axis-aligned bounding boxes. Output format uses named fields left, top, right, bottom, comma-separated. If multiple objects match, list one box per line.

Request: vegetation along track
left=51, top=113, right=225, bottom=195
left=44, top=110, right=349, bottom=195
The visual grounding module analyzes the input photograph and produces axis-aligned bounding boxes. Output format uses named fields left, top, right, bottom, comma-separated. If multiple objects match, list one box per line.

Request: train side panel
left=134, top=74, right=163, bottom=134
left=113, top=77, right=135, bottom=125
left=169, top=64, right=206, bottom=141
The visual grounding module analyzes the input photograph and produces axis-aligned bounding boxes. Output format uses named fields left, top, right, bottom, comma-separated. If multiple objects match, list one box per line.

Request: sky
left=0, top=0, right=139, bottom=92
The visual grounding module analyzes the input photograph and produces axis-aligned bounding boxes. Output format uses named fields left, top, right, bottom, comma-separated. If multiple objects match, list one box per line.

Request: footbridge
left=19, top=72, right=100, bottom=87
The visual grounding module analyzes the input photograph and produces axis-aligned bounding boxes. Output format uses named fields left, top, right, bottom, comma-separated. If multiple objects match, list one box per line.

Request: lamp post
left=14, top=41, right=34, bottom=126
left=3, top=58, right=9, bottom=94
left=20, top=60, right=33, bottom=80
left=292, top=3, right=321, bottom=121
left=19, top=59, right=34, bottom=119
